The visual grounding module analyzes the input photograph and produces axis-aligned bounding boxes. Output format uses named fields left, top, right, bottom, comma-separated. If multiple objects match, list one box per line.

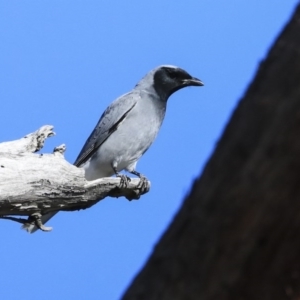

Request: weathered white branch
left=0, top=125, right=55, bottom=154
left=0, top=126, right=150, bottom=227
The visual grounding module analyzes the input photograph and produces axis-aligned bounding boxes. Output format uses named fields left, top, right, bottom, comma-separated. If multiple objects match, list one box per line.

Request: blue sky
left=0, top=1, right=298, bottom=299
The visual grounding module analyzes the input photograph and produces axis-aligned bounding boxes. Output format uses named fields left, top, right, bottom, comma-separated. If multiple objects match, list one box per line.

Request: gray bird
left=24, top=65, right=203, bottom=233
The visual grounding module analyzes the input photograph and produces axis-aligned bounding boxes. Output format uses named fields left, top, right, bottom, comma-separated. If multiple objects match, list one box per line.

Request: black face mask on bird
left=153, top=66, right=204, bottom=100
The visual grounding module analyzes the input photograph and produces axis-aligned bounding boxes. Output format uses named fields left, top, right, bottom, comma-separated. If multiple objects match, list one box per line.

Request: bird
left=24, top=65, right=203, bottom=233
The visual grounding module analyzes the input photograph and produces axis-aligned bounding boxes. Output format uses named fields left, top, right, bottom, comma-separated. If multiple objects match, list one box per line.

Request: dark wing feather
left=74, top=92, right=139, bottom=167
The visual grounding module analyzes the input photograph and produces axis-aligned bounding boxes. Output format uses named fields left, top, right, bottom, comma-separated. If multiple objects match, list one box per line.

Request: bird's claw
left=117, top=174, right=131, bottom=188
left=137, top=175, right=149, bottom=193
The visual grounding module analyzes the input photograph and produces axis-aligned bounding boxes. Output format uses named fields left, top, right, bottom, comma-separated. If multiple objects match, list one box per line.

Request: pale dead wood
left=0, top=125, right=150, bottom=230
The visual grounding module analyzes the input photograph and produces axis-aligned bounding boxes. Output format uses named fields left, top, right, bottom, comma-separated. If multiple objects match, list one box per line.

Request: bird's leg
left=129, top=170, right=149, bottom=192
left=112, top=165, right=131, bottom=188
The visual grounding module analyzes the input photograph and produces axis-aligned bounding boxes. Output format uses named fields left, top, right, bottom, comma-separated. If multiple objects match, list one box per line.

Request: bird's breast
left=84, top=95, right=166, bottom=179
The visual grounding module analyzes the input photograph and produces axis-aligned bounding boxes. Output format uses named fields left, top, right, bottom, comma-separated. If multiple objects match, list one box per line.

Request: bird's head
left=152, top=65, right=204, bottom=100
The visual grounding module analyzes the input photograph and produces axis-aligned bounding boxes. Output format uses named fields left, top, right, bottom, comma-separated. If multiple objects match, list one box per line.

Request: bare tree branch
left=0, top=125, right=150, bottom=229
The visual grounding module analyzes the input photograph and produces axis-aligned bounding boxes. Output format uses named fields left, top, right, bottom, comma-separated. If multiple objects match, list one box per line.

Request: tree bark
left=122, top=3, right=300, bottom=300
left=0, top=125, right=149, bottom=231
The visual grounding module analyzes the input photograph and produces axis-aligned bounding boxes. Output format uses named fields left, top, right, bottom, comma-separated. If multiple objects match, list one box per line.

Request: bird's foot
left=116, top=174, right=131, bottom=188
left=137, top=175, right=150, bottom=193
left=128, top=170, right=150, bottom=193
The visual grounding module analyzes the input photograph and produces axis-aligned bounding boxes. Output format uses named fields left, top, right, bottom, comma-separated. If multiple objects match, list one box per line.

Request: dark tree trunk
left=122, top=3, right=300, bottom=300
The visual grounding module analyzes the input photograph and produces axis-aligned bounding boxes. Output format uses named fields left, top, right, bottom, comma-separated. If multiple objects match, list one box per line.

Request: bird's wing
left=74, top=91, right=140, bottom=167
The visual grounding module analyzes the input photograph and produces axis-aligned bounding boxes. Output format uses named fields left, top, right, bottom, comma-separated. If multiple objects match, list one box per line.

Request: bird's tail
left=22, top=212, right=58, bottom=233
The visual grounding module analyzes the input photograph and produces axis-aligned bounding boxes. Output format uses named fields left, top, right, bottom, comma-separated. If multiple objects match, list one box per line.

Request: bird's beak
left=182, top=77, right=204, bottom=87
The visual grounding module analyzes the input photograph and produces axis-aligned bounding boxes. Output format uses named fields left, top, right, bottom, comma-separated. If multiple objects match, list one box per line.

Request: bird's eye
left=166, top=68, right=178, bottom=79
